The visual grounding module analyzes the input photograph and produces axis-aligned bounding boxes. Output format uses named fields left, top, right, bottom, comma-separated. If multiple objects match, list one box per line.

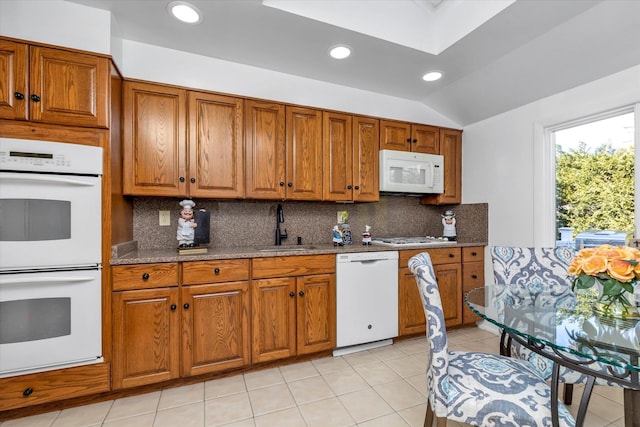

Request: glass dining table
left=466, top=286, right=639, bottom=427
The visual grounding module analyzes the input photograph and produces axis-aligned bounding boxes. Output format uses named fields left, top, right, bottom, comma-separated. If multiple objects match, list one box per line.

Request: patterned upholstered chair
left=491, top=246, right=619, bottom=404
left=409, top=253, right=575, bottom=427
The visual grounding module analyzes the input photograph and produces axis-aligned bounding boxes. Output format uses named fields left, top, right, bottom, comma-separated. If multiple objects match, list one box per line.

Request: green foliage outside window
left=556, top=142, right=634, bottom=239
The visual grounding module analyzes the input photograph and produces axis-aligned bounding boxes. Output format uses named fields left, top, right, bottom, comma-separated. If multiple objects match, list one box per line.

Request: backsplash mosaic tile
left=132, top=196, right=487, bottom=250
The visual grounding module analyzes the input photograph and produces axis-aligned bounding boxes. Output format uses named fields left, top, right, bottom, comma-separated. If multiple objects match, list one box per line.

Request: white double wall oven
left=0, top=138, right=103, bottom=377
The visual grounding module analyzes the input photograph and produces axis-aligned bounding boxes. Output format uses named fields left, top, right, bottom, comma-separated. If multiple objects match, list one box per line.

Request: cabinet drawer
left=252, top=254, right=335, bottom=279
left=183, top=259, right=250, bottom=284
left=462, top=246, right=484, bottom=263
left=399, top=247, right=461, bottom=267
left=463, top=262, right=484, bottom=290
left=112, top=263, right=179, bottom=291
left=0, top=363, right=109, bottom=411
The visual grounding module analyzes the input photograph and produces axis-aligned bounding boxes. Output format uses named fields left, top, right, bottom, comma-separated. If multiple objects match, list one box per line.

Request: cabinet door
left=398, top=268, right=426, bottom=336
left=411, top=124, right=439, bottom=154
left=245, top=100, right=286, bottom=199
left=462, top=262, right=483, bottom=324
left=286, top=106, right=323, bottom=200
left=123, top=81, right=187, bottom=196
left=380, top=120, right=411, bottom=151
left=181, top=281, right=250, bottom=376
left=189, top=92, right=244, bottom=198
left=433, top=263, right=462, bottom=328
left=0, top=40, right=28, bottom=120
left=112, top=287, right=180, bottom=389
left=296, top=274, right=336, bottom=355
left=421, top=128, right=462, bottom=205
left=30, top=46, right=109, bottom=128
left=353, top=116, right=379, bottom=202
left=323, top=112, right=353, bottom=201
left=252, top=277, right=296, bottom=363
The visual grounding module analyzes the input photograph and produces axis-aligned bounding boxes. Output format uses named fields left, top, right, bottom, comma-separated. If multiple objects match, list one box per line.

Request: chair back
left=491, top=246, right=575, bottom=310
left=408, top=252, right=449, bottom=418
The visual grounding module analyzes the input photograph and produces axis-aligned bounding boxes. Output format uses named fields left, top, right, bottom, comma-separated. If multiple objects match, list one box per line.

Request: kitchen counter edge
left=110, top=242, right=488, bottom=265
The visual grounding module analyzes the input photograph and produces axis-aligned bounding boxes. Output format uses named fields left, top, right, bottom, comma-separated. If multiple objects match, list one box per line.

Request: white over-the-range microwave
left=379, top=149, right=444, bottom=195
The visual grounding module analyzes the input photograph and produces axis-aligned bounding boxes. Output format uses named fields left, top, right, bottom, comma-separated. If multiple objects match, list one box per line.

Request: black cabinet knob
left=406, top=138, right=411, bottom=143
left=412, top=139, right=417, bottom=143
left=30, top=94, right=40, bottom=102
left=214, top=268, right=220, bottom=274
left=23, top=387, right=33, bottom=397
left=287, top=182, right=292, bottom=187
left=289, top=291, right=295, bottom=297
left=299, top=290, right=305, bottom=297
left=354, top=185, right=360, bottom=190
left=347, top=185, right=352, bottom=190
left=279, top=182, right=285, bottom=186
left=179, top=177, right=185, bottom=183
left=472, top=274, right=478, bottom=279
left=190, top=178, right=195, bottom=183
left=183, top=303, right=190, bottom=309
left=449, top=253, right=454, bottom=257
left=142, top=273, right=150, bottom=280
left=471, top=252, right=477, bottom=256
left=14, top=92, right=24, bottom=100
left=170, top=304, right=177, bottom=311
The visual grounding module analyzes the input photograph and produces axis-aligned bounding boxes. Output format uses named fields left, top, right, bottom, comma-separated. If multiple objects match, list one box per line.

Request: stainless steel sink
left=256, top=246, right=314, bottom=252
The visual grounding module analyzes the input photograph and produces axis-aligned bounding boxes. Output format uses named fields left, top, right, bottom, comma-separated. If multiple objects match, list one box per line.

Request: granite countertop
left=110, top=241, right=488, bottom=265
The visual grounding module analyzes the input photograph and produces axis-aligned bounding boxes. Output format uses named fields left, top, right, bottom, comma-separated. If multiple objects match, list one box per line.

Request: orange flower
left=581, top=254, right=608, bottom=275
left=607, top=258, right=636, bottom=282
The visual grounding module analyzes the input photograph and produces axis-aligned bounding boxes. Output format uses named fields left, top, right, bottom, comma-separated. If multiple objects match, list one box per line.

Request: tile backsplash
left=132, top=196, right=487, bottom=250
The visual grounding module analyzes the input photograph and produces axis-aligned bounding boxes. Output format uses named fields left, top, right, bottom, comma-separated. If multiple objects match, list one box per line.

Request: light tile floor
left=0, top=326, right=625, bottom=427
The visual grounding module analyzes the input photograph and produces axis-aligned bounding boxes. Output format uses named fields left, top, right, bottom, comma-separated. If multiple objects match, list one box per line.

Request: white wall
left=0, top=0, right=458, bottom=128
left=462, top=64, right=640, bottom=249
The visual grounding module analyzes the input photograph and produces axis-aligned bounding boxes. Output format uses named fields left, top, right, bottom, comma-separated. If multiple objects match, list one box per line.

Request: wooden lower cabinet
left=0, top=363, right=109, bottom=411
left=398, top=248, right=463, bottom=335
left=462, top=247, right=484, bottom=324
left=251, top=255, right=336, bottom=363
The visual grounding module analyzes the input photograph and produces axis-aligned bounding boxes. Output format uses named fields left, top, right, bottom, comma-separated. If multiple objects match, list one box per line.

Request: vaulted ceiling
left=67, top=0, right=640, bottom=126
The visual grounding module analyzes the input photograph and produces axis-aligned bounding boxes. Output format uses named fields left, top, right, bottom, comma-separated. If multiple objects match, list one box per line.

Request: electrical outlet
left=337, top=211, right=348, bottom=224
left=159, top=210, right=171, bottom=226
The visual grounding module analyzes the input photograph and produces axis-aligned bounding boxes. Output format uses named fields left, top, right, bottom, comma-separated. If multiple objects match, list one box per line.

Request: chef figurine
left=442, top=210, right=456, bottom=241
left=332, top=225, right=344, bottom=246
left=362, top=225, right=372, bottom=245
left=177, top=199, right=198, bottom=248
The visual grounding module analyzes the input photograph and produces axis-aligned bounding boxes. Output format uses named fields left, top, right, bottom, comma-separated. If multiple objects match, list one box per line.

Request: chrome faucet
left=275, top=204, right=288, bottom=245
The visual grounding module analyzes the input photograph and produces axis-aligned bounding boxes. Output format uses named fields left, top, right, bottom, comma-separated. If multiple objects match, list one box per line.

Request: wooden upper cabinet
left=245, top=100, right=286, bottom=199
left=0, top=39, right=28, bottom=120
left=0, top=39, right=109, bottom=128
left=421, top=128, right=462, bottom=205
left=380, top=120, right=439, bottom=154
left=323, top=112, right=353, bottom=201
left=188, top=91, right=244, bottom=198
left=286, top=106, right=323, bottom=200
left=123, top=81, right=187, bottom=196
left=353, top=116, right=379, bottom=202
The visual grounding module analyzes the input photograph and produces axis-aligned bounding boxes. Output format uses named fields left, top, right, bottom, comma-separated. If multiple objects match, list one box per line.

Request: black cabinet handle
left=287, top=182, right=292, bottom=187
left=449, top=253, right=455, bottom=257
left=23, top=387, right=33, bottom=397
left=471, top=252, right=477, bottom=256
left=179, top=177, right=185, bottom=183
left=299, top=290, right=305, bottom=297
left=412, top=138, right=417, bottom=143
left=170, top=304, right=177, bottom=311
left=183, top=303, right=190, bottom=309
left=190, top=178, right=195, bottom=183
left=214, top=268, right=220, bottom=274
left=30, top=94, right=40, bottom=102
left=347, top=185, right=352, bottom=190
left=289, top=291, right=295, bottom=297
left=406, top=138, right=411, bottom=143
left=472, top=274, right=478, bottom=279
left=142, top=273, right=150, bottom=280
left=14, top=92, right=24, bottom=100
left=279, top=182, right=285, bottom=186
left=354, top=185, right=360, bottom=190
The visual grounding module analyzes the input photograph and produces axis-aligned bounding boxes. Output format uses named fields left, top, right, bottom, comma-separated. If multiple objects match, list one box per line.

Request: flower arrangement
left=568, top=244, right=640, bottom=318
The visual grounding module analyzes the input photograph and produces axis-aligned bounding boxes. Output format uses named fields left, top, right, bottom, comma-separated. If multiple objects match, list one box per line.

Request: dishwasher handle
left=351, top=259, right=384, bottom=264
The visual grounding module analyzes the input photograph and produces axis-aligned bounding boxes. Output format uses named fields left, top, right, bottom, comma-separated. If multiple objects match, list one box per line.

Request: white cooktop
left=370, top=236, right=452, bottom=248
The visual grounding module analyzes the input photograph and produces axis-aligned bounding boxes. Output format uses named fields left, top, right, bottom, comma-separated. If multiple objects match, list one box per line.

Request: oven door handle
left=0, top=276, right=96, bottom=285
left=0, top=172, right=98, bottom=187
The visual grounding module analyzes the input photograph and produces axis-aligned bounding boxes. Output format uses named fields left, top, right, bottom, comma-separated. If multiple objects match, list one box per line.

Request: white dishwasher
left=334, top=251, right=399, bottom=356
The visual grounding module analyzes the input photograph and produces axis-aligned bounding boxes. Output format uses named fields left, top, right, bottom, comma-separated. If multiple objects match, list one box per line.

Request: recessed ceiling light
left=168, top=1, right=202, bottom=24
left=422, top=71, right=443, bottom=82
left=329, top=45, right=351, bottom=59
